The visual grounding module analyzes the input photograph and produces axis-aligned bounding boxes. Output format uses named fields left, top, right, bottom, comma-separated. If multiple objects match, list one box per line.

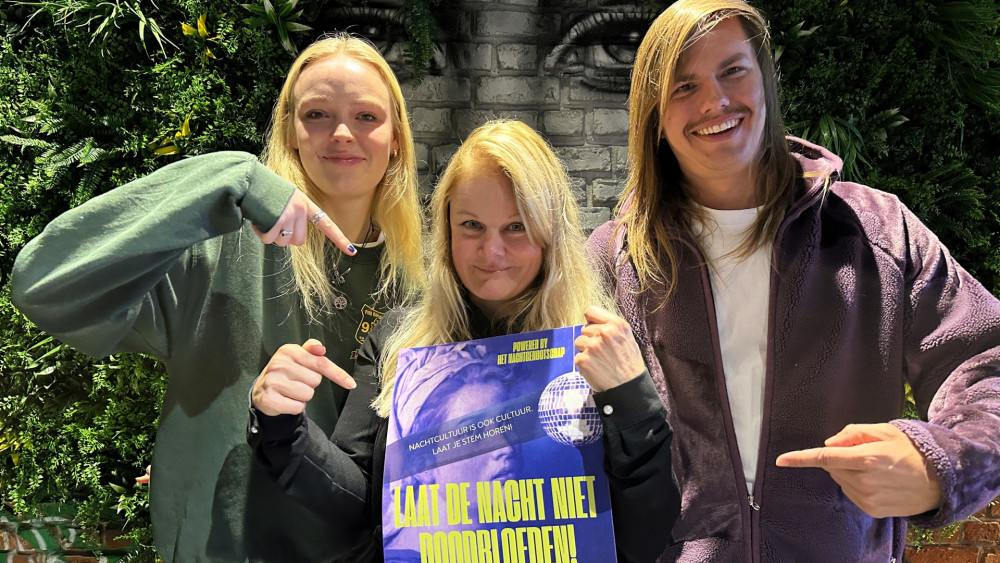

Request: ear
left=391, top=137, right=399, bottom=158
left=288, top=118, right=299, bottom=151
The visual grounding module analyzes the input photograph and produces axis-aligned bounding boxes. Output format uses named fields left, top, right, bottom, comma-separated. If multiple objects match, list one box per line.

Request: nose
left=700, top=78, right=730, bottom=113
left=331, top=121, right=353, bottom=142
left=482, top=230, right=505, bottom=258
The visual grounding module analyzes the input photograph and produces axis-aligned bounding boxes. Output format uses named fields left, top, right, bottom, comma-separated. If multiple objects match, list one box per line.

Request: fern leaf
left=75, top=163, right=108, bottom=206
left=44, top=139, right=92, bottom=174
left=0, top=135, right=53, bottom=151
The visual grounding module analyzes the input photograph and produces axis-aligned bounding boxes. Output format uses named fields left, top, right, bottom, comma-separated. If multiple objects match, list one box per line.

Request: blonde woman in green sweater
left=12, top=35, right=423, bottom=562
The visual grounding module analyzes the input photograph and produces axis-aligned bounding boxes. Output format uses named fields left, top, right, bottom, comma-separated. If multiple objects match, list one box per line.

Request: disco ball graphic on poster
left=538, top=372, right=603, bottom=447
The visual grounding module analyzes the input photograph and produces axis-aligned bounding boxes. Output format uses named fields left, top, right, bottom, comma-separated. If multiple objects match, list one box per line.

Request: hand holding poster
left=383, top=325, right=616, bottom=563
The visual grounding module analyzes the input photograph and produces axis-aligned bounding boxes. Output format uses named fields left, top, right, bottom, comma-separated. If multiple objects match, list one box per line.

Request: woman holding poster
left=249, top=120, right=680, bottom=562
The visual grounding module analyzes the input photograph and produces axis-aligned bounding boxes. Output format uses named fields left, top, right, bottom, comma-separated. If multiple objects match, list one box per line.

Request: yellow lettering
left=394, top=484, right=441, bottom=528
left=584, top=476, right=597, bottom=518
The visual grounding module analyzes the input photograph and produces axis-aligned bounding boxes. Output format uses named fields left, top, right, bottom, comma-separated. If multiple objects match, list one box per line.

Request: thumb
left=302, top=338, right=326, bottom=357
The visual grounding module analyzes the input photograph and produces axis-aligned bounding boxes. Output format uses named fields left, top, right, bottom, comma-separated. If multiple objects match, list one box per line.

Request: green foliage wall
left=1, top=0, right=998, bottom=557
left=0, top=0, right=303, bottom=552
left=1, top=288, right=165, bottom=557
left=773, top=0, right=1000, bottom=291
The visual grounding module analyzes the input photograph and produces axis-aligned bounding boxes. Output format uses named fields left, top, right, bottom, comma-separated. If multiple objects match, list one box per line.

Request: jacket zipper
left=748, top=251, right=780, bottom=563
left=745, top=193, right=813, bottom=563
left=689, top=240, right=758, bottom=563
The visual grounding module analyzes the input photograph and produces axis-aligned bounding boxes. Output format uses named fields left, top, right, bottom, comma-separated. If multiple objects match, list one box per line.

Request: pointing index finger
left=310, top=207, right=356, bottom=255
left=776, top=446, right=877, bottom=470
left=312, top=355, right=357, bottom=390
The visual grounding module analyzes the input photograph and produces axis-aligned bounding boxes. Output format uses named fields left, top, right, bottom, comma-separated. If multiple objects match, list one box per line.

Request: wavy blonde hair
left=374, top=120, right=613, bottom=416
left=261, top=34, right=423, bottom=316
left=618, top=0, right=798, bottom=301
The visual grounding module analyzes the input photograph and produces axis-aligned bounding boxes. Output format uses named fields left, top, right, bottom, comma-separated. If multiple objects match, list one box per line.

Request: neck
left=684, top=173, right=760, bottom=210
left=469, top=296, right=500, bottom=322
left=316, top=193, right=378, bottom=244
left=466, top=298, right=510, bottom=338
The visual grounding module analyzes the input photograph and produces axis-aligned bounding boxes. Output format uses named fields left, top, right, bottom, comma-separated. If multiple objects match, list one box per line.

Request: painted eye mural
left=314, top=1, right=658, bottom=93
left=313, top=2, right=446, bottom=80
left=544, top=7, right=659, bottom=93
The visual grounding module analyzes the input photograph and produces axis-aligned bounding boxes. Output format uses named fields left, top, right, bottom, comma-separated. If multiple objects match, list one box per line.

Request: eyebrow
left=297, top=94, right=388, bottom=108
left=674, top=53, right=752, bottom=84
left=451, top=209, right=523, bottom=221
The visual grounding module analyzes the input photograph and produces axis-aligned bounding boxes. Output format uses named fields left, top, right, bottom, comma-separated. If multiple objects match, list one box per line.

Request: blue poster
left=382, top=325, right=617, bottom=563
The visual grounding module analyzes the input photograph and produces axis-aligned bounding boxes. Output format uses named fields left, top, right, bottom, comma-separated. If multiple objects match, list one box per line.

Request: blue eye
left=508, top=222, right=526, bottom=232
left=460, top=220, right=483, bottom=230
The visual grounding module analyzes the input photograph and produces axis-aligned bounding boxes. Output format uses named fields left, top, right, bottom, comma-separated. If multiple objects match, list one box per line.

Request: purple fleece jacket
left=586, top=138, right=1000, bottom=563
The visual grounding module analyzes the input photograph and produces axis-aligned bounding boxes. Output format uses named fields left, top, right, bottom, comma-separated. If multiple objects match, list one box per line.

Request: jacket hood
left=786, top=136, right=843, bottom=206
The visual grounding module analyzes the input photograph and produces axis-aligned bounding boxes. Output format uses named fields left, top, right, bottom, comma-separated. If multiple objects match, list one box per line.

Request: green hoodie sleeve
left=11, top=151, right=296, bottom=360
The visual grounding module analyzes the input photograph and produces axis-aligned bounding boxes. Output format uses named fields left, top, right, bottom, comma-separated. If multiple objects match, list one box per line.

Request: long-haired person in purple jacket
left=588, top=0, right=1000, bottom=561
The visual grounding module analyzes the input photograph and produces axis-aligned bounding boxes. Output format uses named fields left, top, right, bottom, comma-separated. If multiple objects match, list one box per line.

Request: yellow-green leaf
left=154, top=145, right=180, bottom=156
left=182, top=21, right=197, bottom=36
left=198, top=13, right=208, bottom=38
left=147, top=137, right=168, bottom=150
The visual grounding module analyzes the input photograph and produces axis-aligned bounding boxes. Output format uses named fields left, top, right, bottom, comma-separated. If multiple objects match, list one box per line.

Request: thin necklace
left=331, top=217, right=376, bottom=309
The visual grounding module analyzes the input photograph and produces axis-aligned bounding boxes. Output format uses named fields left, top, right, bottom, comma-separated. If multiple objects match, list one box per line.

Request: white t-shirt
left=694, top=206, right=771, bottom=494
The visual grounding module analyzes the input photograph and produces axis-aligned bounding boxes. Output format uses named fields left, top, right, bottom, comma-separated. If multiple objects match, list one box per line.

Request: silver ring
left=310, top=210, right=327, bottom=225
left=279, top=230, right=293, bottom=237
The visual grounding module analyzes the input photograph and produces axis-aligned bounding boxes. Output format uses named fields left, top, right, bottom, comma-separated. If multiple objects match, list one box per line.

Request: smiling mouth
left=693, top=118, right=741, bottom=136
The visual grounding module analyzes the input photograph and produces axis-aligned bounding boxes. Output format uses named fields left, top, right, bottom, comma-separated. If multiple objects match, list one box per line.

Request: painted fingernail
left=347, top=244, right=357, bottom=254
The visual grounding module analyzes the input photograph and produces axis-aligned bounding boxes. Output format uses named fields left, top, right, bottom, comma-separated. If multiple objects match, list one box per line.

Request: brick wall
left=312, top=0, right=649, bottom=230
left=905, top=502, right=1000, bottom=563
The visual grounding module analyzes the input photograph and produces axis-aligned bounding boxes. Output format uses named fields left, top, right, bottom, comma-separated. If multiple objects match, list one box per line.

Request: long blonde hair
left=619, top=0, right=798, bottom=301
left=374, top=120, right=612, bottom=416
left=261, top=34, right=423, bottom=315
